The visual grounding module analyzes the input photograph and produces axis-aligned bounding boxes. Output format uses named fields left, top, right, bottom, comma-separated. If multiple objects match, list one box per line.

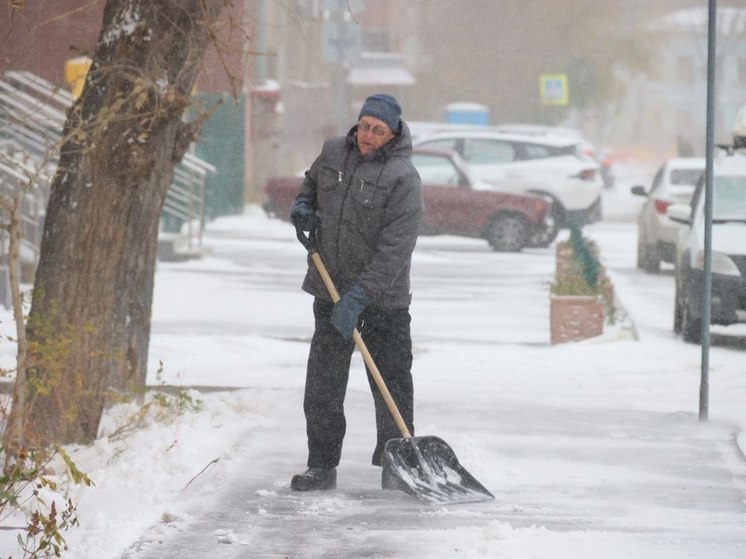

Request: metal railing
left=0, top=70, right=213, bottom=278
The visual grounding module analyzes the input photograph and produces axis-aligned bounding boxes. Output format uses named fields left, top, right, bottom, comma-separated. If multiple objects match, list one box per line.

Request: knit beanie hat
left=358, top=94, right=401, bottom=133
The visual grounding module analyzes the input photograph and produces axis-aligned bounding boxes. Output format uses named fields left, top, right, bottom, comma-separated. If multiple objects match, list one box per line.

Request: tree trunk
left=17, top=0, right=228, bottom=446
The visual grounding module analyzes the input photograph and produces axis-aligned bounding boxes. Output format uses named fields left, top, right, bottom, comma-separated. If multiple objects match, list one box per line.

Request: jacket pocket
left=352, top=179, right=380, bottom=208
left=319, top=165, right=343, bottom=191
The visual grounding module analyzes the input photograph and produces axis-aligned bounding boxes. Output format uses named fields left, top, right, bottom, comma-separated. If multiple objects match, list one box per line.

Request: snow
left=1, top=169, right=745, bottom=558
left=102, top=6, right=147, bottom=46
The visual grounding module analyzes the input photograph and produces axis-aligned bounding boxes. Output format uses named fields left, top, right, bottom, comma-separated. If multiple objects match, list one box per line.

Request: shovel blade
left=382, top=436, right=494, bottom=504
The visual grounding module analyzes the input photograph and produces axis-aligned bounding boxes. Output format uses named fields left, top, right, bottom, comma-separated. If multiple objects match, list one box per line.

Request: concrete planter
left=550, top=294, right=605, bottom=345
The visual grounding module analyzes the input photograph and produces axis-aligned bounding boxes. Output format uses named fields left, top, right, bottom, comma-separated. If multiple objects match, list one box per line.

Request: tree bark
left=18, top=0, right=228, bottom=446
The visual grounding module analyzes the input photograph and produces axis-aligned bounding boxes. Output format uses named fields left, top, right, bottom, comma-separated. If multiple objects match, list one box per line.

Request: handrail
left=0, top=70, right=213, bottom=271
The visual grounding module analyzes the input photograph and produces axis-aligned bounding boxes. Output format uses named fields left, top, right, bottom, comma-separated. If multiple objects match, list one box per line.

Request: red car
left=264, top=148, right=548, bottom=252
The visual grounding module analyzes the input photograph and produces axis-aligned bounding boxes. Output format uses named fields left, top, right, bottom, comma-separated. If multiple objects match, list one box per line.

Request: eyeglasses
left=357, top=121, right=390, bottom=137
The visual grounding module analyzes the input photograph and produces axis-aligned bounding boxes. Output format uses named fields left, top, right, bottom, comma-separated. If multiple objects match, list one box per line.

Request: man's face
left=356, top=116, right=395, bottom=156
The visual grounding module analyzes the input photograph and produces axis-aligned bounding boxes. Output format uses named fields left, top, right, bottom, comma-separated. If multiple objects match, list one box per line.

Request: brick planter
left=555, top=241, right=574, bottom=277
left=550, top=295, right=605, bottom=345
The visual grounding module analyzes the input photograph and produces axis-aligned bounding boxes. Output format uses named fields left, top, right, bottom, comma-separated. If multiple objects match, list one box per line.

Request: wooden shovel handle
left=310, top=252, right=412, bottom=438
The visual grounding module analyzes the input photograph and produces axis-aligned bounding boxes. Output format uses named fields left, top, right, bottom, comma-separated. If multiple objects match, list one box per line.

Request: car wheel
left=681, top=296, right=702, bottom=344
left=641, top=244, right=661, bottom=274
left=486, top=214, right=528, bottom=252
left=526, top=194, right=562, bottom=248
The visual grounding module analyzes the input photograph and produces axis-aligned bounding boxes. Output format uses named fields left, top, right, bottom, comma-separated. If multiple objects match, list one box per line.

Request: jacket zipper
left=334, top=154, right=367, bottom=271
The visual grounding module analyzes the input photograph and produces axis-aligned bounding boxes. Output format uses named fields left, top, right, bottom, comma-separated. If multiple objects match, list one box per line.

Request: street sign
left=539, top=74, right=569, bottom=106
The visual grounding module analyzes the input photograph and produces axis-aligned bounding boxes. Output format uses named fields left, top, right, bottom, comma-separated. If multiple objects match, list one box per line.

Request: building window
left=677, top=56, right=694, bottom=82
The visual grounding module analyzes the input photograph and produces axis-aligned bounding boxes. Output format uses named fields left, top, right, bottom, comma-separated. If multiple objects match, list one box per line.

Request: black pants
left=303, top=297, right=414, bottom=468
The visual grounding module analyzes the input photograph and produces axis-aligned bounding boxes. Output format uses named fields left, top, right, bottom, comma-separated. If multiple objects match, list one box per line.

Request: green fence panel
left=194, top=93, right=246, bottom=218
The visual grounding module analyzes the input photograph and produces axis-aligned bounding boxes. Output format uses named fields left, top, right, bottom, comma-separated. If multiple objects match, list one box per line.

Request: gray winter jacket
left=296, top=121, right=423, bottom=308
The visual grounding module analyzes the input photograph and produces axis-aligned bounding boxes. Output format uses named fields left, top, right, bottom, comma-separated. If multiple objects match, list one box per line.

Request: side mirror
left=630, top=185, right=647, bottom=197
left=667, top=204, right=692, bottom=224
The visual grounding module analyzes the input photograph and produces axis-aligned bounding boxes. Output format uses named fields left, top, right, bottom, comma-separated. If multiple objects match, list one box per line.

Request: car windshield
left=462, top=139, right=515, bottom=164
left=517, top=142, right=576, bottom=160
left=412, top=153, right=462, bottom=187
left=713, top=176, right=746, bottom=220
left=670, top=168, right=703, bottom=186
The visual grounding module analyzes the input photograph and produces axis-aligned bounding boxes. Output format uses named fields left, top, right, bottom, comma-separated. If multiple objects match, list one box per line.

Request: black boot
left=290, top=467, right=337, bottom=491
left=381, top=461, right=407, bottom=491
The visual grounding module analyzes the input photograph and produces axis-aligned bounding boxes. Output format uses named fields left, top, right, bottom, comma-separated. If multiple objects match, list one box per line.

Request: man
left=289, top=94, right=423, bottom=491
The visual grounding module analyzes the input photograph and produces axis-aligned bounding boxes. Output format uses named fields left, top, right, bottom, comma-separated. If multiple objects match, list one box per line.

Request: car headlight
left=694, top=250, right=741, bottom=276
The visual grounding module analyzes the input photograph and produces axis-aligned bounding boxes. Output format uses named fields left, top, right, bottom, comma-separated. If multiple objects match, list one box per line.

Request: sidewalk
left=118, top=211, right=746, bottom=559
left=128, top=389, right=745, bottom=558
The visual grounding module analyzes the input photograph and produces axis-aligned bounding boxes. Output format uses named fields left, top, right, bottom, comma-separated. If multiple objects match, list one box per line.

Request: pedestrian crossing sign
left=539, top=74, right=569, bottom=106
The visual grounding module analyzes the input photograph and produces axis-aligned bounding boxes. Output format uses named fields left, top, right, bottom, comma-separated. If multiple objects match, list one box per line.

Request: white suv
left=413, top=129, right=603, bottom=246
left=668, top=149, right=746, bottom=343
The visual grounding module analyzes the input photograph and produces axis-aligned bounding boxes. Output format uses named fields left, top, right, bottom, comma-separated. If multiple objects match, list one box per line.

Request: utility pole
left=699, top=0, right=718, bottom=422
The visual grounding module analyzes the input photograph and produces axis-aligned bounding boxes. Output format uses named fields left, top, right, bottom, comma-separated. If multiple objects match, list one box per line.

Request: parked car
left=412, top=129, right=603, bottom=245
left=667, top=150, right=746, bottom=343
left=263, top=148, right=549, bottom=252
left=412, top=149, right=549, bottom=251
left=492, top=123, right=617, bottom=189
left=630, top=157, right=705, bottom=273
left=407, top=121, right=483, bottom=143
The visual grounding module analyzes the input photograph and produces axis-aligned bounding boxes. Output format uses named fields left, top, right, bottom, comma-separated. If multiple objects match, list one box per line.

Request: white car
left=630, top=157, right=705, bottom=273
left=667, top=149, right=746, bottom=343
left=491, top=123, right=592, bottom=155
left=493, top=124, right=617, bottom=188
left=413, top=129, right=603, bottom=247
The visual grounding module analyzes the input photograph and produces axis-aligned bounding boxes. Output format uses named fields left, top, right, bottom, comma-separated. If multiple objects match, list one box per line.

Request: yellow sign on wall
left=539, top=74, right=569, bottom=106
left=64, top=56, right=92, bottom=99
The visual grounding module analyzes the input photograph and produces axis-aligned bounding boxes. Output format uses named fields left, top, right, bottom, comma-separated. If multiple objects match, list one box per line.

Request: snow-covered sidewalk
left=2, top=203, right=745, bottom=559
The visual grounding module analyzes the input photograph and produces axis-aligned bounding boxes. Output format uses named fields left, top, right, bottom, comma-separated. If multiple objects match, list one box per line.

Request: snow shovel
left=296, top=226, right=494, bottom=505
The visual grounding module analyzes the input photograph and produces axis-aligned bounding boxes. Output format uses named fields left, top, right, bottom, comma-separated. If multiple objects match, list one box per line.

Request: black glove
left=331, top=285, right=368, bottom=339
left=290, top=199, right=320, bottom=235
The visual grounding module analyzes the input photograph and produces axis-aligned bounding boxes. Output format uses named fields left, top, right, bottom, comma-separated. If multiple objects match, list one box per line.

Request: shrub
left=551, top=225, right=616, bottom=323
left=0, top=447, right=93, bottom=558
